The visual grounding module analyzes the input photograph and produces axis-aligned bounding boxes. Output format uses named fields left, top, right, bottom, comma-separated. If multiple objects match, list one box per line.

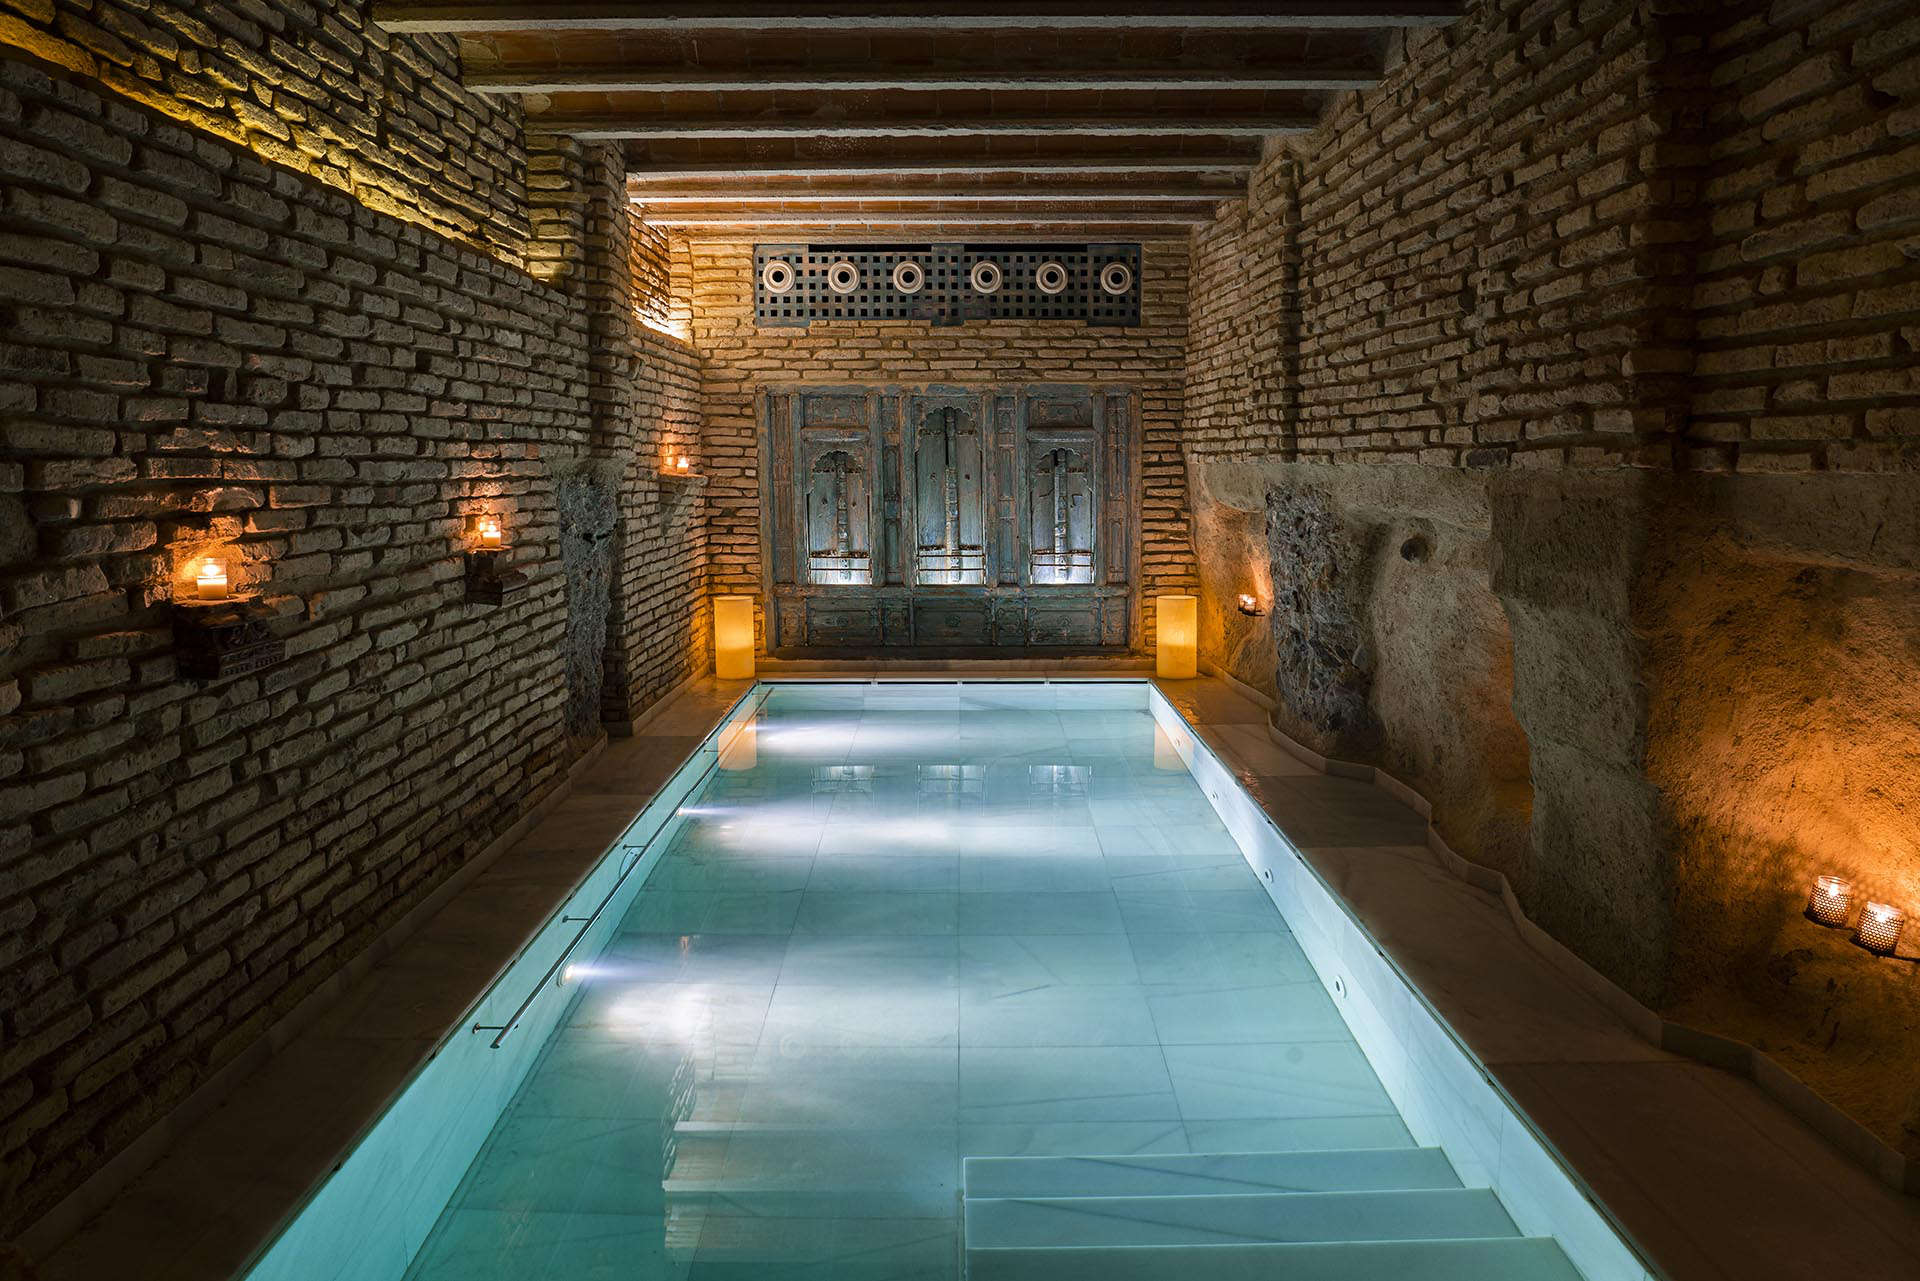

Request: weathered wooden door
left=761, top=384, right=1137, bottom=652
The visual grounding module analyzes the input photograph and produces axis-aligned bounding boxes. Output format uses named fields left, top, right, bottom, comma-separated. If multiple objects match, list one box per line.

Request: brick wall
left=605, top=230, right=706, bottom=725
left=1, top=0, right=529, bottom=266
left=1188, top=0, right=1708, bottom=468
left=689, top=238, right=1196, bottom=648
left=0, top=44, right=699, bottom=1233
left=1689, top=0, right=1920, bottom=472
left=1189, top=0, right=1920, bottom=472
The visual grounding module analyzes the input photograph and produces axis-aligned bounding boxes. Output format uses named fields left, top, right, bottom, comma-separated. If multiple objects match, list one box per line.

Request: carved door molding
left=760, top=383, right=1139, bottom=652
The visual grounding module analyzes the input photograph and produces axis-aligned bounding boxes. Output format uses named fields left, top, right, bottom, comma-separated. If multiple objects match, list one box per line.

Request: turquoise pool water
left=401, top=682, right=1415, bottom=1280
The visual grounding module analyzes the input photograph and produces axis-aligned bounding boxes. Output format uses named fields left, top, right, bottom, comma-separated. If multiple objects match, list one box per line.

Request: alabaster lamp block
left=1156, top=594, right=1197, bottom=680
left=714, top=595, right=755, bottom=680
left=1805, top=875, right=1853, bottom=928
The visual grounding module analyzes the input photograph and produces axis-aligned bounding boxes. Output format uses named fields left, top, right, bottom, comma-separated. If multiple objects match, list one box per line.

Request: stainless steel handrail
left=469, top=688, right=771, bottom=1050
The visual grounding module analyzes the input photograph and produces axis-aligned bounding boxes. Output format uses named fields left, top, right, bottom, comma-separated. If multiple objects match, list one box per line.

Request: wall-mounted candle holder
left=465, top=549, right=526, bottom=606
left=1236, top=592, right=1266, bottom=617
left=1853, top=901, right=1906, bottom=957
left=1805, top=875, right=1853, bottom=928
left=464, top=514, right=526, bottom=606
left=660, top=454, right=706, bottom=486
left=170, top=554, right=284, bottom=680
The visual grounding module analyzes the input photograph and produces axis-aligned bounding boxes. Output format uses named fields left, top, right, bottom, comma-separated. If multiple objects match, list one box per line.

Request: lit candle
left=195, top=558, right=228, bottom=601
left=1237, top=592, right=1261, bottom=615
left=476, top=517, right=503, bottom=549
left=1805, top=875, right=1852, bottom=927
left=675, top=455, right=690, bottom=471
left=1853, top=900, right=1905, bottom=956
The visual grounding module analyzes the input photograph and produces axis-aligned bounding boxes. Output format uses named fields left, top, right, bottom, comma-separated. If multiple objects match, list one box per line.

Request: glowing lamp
left=194, top=558, right=229, bottom=601
left=674, top=455, right=691, bottom=471
left=1804, top=875, right=1852, bottom=928
left=1156, top=594, right=1197, bottom=680
left=714, top=595, right=755, bottom=680
left=476, top=516, right=504, bottom=549
left=1853, top=901, right=1905, bottom=956
left=1237, top=592, right=1265, bottom=616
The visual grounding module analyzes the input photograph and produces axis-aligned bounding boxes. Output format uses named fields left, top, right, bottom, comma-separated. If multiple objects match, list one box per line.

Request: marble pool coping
left=23, top=669, right=1920, bottom=1281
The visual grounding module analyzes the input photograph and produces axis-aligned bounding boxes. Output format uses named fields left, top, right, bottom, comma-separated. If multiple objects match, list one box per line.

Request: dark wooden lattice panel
left=753, top=243, right=1141, bottom=327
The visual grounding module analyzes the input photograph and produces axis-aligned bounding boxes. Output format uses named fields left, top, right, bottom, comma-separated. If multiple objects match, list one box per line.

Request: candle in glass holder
left=195, top=558, right=228, bottom=600
left=1853, top=900, right=1905, bottom=956
left=476, top=517, right=503, bottom=549
left=675, top=455, right=690, bottom=471
left=1805, top=875, right=1852, bottom=927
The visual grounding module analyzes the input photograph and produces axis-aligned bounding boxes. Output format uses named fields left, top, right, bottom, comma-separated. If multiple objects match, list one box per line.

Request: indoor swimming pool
left=241, top=682, right=1634, bottom=1281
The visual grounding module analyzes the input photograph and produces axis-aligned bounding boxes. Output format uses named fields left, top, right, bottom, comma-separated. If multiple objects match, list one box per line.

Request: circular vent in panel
left=826, top=260, right=860, bottom=294
left=1098, top=261, right=1133, bottom=296
left=970, top=260, right=1003, bottom=294
left=893, top=260, right=925, bottom=294
left=761, top=259, right=796, bottom=294
left=1034, top=261, right=1070, bottom=295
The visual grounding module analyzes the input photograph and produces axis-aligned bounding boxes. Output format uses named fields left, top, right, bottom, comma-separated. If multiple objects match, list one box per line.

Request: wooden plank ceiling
left=376, top=3, right=1461, bottom=238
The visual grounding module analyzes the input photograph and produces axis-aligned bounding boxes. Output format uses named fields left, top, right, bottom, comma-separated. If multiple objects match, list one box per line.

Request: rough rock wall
left=689, top=238, right=1196, bottom=651
left=1265, top=485, right=1382, bottom=759
left=1646, top=475, right=1920, bottom=1151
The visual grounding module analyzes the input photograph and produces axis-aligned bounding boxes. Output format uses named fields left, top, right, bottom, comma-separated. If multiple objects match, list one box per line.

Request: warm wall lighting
left=714, top=595, right=755, bottom=680
left=1805, top=875, right=1853, bottom=927
left=1236, top=592, right=1264, bottom=617
left=1853, top=901, right=1905, bottom=956
left=475, top=516, right=504, bottom=549
left=1156, top=594, right=1197, bottom=680
left=194, top=558, right=229, bottom=601
left=675, top=455, right=690, bottom=471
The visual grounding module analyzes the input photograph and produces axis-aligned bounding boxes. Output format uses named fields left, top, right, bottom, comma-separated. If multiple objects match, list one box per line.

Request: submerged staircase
left=961, top=1148, right=1586, bottom=1281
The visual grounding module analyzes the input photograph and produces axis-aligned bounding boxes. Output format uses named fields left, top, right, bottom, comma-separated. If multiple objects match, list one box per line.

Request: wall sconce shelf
left=171, top=599, right=285, bottom=681
left=466, top=550, right=527, bottom=606
left=659, top=469, right=708, bottom=486
left=1236, top=592, right=1266, bottom=617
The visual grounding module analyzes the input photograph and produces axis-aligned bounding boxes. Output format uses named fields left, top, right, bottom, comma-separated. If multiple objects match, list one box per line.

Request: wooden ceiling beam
left=629, top=186, right=1239, bottom=202
left=379, top=3, right=1462, bottom=34
left=467, top=68, right=1380, bottom=94
left=624, top=158, right=1259, bottom=182
left=542, top=115, right=1314, bottom=140
left=646, top=211, right=1211, bottom=227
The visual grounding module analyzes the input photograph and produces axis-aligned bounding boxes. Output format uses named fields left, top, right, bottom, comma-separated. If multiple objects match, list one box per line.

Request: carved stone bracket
left=171, top=599, right=286, bottom=681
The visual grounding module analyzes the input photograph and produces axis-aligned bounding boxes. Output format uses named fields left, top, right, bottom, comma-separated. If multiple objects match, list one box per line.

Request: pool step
left=964, top=1237, right=1587, bottom=1281
left=962, top=1147, right=1461, bottom=1198
left=965, top=1188, right=1514, bottom=1248
left=960, top=1150, right=1580, bottom=1281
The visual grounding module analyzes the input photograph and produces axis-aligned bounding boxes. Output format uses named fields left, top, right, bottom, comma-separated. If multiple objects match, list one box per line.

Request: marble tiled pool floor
left=406, top=684, right=1417, bottom=1281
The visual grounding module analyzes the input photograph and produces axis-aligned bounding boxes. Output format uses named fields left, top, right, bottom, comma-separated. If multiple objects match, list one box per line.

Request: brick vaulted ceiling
left=374, top=2, right=1463, bottom=237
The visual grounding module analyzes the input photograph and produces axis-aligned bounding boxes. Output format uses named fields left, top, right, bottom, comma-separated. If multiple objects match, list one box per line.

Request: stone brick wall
left=1688, top=0, right=1920, bottom=472
left=1189, top=0, right=1709, bottom=468
left=0, top=43, right=700, bottom=1233
left=1, top=0, right=529, bottom=266
left=690, top=239, right=1196, bottom=649
left=604, top=230, right=706, bottom=726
